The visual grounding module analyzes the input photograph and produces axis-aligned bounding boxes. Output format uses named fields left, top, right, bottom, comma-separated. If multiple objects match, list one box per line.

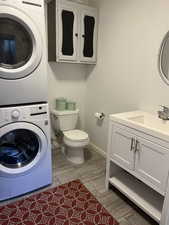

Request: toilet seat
left=64, top=129, right=88, bottom=141
left=63, top=130, right=89, bottom=148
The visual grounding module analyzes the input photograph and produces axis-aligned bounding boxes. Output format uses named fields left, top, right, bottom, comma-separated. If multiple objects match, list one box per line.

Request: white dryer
left=0, top=0, right=48, bottom=106
left=0, top=103, right=52, bottom=201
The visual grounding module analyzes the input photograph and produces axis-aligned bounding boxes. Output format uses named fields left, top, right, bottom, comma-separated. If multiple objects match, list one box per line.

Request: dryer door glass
left=0, top=18, right=33, bottom=69
left=0, top=129, right=39, bottom=168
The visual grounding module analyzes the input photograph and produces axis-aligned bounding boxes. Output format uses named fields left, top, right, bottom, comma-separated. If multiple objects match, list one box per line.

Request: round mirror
left=159, top=31, right=169, bottom=85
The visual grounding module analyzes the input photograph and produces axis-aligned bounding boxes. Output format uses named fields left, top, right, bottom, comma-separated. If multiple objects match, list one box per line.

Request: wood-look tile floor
left=0, top=146, right=159, bottom=225
left=52, top=147, right=158, bottom=225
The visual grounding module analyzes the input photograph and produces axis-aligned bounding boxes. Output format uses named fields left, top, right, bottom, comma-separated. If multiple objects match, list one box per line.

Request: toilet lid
left=63, top=130, right=89, bottom=141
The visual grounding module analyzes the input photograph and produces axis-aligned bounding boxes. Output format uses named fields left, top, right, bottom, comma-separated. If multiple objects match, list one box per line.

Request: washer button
left=11, top=110, right=20, bottom=119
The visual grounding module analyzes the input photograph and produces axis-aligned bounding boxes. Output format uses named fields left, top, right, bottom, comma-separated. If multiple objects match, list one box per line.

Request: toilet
left=52, top=109, right=89, bottom=164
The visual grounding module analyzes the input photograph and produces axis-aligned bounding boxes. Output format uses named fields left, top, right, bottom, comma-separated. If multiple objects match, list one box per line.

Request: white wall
left=47, top=62, right=86, bottom=129
left=85, top=0, right=169, bottom=153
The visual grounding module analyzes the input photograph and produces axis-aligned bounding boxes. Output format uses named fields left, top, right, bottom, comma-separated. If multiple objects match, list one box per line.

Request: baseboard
left=52, top=138, right=107, bottom=158
left=88, top=142, right=107, bottom=158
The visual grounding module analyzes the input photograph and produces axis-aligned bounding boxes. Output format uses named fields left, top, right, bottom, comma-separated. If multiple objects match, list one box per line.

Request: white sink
left=110, top=111, right=169, bottom=142
left=128, top=114, right=169, bottom=131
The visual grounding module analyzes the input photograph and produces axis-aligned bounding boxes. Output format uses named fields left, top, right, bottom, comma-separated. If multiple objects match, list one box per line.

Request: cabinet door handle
left=130, top=138, right=135, bottom=151
left=135, top=140, right=139, bottom=152
left=82, top=34, right=85, bottom=38
left=75, top=33, right=78, bottom=37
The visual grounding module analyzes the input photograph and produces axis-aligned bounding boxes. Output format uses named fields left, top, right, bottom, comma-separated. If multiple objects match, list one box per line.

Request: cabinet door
left=135, top=137, right=169, bottom=194
left=111, top=125, right=135, bottom=171
left=80, top=7, right=97, bottom=63
left=58, top=3, right=78, bottom=61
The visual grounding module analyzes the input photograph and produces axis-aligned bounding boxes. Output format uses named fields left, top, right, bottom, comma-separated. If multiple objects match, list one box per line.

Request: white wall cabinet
left=56, top=0, right=98, bottom=64
left=106, top=121, right=169, bottom=223
left=57, top=2, right=79, bottom=62
left=79, top=7, right=97, bottom=63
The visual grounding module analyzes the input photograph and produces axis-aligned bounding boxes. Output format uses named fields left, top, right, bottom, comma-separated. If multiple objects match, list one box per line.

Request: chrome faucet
left=158, top=105, right=169, bottom=120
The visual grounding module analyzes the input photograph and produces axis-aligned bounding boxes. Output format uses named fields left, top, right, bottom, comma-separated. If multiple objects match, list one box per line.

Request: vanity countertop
left=110, top=110, right=169, bottom=143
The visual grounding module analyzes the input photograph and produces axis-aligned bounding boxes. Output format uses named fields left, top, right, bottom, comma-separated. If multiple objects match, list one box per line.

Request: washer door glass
left=0, top=129, right=39, bottom=169
left=0, top=18, right=33, bottom=69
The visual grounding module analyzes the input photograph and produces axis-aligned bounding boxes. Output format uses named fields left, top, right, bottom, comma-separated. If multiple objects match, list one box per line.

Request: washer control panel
left=0, top=0, right=43, bottom=7
left=0, top=104, right=48, bottom=123
left=30, top=105, right=47, bottom=116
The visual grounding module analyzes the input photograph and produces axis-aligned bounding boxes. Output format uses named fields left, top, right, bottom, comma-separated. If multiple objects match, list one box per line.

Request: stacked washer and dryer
left=0, top=0, right=52, bottom=201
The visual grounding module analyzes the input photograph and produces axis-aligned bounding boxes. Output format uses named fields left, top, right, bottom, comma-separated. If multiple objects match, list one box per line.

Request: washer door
left=0, top=122, right=47, bottom=175
left=0, top=6, right=42, bottom=80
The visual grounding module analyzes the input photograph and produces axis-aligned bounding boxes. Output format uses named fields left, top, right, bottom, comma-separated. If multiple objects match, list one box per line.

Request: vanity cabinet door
left=80, top=7, right=97, bottom=63
left=58, top=3, right=78, bottom=61
left=111, top=125, right=135, bottom=171
left=135, top=137, right=169, bottom=194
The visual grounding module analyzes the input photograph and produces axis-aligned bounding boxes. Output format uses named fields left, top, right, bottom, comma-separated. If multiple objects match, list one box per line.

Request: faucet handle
left=159, top=105, right=169, bottom=112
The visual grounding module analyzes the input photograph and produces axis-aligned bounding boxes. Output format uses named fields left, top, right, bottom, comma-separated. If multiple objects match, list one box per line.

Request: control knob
left=11, top=110, right=20, bottom=119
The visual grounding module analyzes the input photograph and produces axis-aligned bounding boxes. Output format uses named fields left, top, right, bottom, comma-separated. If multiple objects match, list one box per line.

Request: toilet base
left=65, top=146, right=84, bottom=164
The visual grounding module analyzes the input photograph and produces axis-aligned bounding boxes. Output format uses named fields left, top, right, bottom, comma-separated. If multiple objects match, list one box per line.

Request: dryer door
left=0, top=6, right=42, bottom=80
left=0, top=122, right=48, bottom=176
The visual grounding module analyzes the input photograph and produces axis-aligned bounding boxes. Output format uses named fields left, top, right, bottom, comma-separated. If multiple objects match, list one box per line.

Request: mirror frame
left=159, top=30, right=169, bottom=85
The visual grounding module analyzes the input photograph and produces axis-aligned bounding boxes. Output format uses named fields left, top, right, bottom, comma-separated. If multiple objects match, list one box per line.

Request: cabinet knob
left=82, top=34, right=85, bottom=38
left=75, top=33, right=78, bottom=37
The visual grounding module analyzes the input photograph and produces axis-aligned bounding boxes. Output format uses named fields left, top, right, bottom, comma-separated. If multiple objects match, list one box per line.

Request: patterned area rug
left=0, top=179, right=119, bottom=225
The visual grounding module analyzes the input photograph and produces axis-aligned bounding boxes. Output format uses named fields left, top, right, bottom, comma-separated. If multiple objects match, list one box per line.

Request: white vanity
left=106, top=111, right=169, bottom=224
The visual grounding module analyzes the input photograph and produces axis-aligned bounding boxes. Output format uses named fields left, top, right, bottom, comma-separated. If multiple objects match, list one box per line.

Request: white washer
left=0, top=0, right=48, bottom=106
left=0, top=103, right=52, bottom=201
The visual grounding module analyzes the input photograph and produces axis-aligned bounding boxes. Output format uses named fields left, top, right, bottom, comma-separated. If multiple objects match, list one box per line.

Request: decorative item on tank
left=66, top=101, right=76, bottom=110
left=55, top=98, right=67, bottom=111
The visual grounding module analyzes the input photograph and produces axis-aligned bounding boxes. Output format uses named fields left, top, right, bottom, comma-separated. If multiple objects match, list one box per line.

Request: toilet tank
left=52, top=109, right=79, bottom=131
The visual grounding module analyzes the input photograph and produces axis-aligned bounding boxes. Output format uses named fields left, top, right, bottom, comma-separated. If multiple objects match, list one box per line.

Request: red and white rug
left=0, top=179, right=119, bottom=225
